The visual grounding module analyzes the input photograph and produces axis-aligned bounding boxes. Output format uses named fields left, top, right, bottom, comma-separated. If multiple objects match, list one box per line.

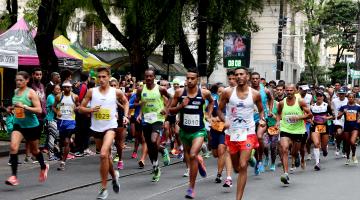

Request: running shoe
left=314, top=163, right=320, bottom=171
left=24, top=156, right=38, bottom=164
left=185, top=188, right=195, bottom=199
left=197, top=155, right=207, bottom=178
left=131, top=152, right=138, bottom=159
left=258, top=162, right=265, bottom=173
left=248, top=156, right=257, bottom=168
left=306, top=154, right=312, bottom=161
left=39, top=164, right=49, bottom=182
left=152, top=167, right=161, bottom=182
left=112, top=170, right=120, bottom=193
left=177, top=152, right=184, bottom=160
left=113, top=154, right=119, bottom=162
left=335, top=150, right=340, bottom=157
left=163, top=148, right=171, bottom=166
left=57, top=161, right=66, bottom=171
left=117, top=160, right=124, bottom=170
left=254, top=163, right=260, bottom=176
left=203, top=151, right=211, bottom=159
left=280, top=173, right=290, bottom=184
left=84, top=149, right=96, bottom=156
left=323, top=150, right=328, bottom=157
left=215, top=174, right=222, bottom=183
left=345, top=159, right=351, bottom=165
left=74, top=152, right=84, bottom=157
left=352, top=156, right=358, bottom=164
left=183, top=168, right=190, bottom=177
left=48, top=155, right=59, bottom=161
left=264, top=157, right=269, bottom=169
left=223, top=178, right=233, bottom=188
left=5, top=176, right=19, bottom=186
left=67, top=154, right=75, bottom=160
left=269, top=163, right=276, bottom=171
left=97, top=188, right=108, bottom=200
left=138, top=160, right=145, bottom=169
left=342, top=154, right=347, bottom=158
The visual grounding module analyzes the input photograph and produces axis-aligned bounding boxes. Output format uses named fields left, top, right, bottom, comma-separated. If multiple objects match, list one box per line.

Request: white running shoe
left=183, top=168, right=189, bottom=177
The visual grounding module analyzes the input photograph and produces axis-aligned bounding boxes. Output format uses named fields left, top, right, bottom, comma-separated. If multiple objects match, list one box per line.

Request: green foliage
left=329, top=62, right=354, bottom=85
left=0, top=14, right=11, bottom=30
left=23, top=0, right=41, bottom=28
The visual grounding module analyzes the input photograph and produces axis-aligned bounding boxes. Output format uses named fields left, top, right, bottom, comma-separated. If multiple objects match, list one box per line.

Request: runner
left=217, top=67, right=266, bottom=200
left=169, top=68, right=214, bottom=199
left=310, top=91, right=334, bottom=170
left=332, top=88, right=348, bottom=157
left=79, top=67, right=128, bottom=199
left=136, top=68, right=171, bottom=182
left=263, top=99, right=279, bottom=171
left=276, top=84, right=312, bottom=184
left=250, top=72, right=273, bottom=175
left=54, top=81, right=79, bottom=170
left=337, top=93, right=360, bottom=165
left=5, top=71, right=49, bottom=186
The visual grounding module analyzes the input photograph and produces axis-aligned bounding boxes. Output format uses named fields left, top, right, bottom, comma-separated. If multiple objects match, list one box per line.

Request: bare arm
left=52, top=94, right=61, bottom=116
left=276, top=101, right=284, bottom=126
left=217, top=88, right=231, bottom=122
left=117, top=89, right=129, bottom=118
left=203, top=89, right=214, bottom=121
left=253, top=89, right=265, bottom=124
left=21, top=89, right=42, bottom=114
left=169, top=88, right=184, bottom=115
left=298, top=99, right=313, bottom=120
left=79, top=89, right=98, bottom=114
left=266, top=88, right=274, bottom=116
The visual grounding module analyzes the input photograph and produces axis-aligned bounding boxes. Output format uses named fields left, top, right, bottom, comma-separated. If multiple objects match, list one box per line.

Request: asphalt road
left=0, top=145, right=359, bottom=200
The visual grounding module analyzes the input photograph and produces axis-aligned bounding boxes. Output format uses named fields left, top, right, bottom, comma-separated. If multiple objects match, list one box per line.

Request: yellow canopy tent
left=53, top=35, right=109, bottom=71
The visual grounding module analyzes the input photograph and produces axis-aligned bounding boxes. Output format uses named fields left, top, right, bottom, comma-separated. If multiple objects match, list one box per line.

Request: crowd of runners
left=3, top=66, right=360, bottom=200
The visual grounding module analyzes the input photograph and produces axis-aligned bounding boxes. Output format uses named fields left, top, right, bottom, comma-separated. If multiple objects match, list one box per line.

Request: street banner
left=0, top=49, right=18, bottom=69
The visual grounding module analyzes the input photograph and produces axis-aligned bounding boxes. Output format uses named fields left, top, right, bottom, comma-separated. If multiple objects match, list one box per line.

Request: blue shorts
left=210, top=129, right=225, bottom=149
left=57, top=120, right=76, bottom=132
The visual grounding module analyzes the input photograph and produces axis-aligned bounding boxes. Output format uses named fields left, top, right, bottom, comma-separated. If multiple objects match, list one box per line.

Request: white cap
left=62, top=81, right=72, bottom=87
left=299, top=85, right=310, bottom=90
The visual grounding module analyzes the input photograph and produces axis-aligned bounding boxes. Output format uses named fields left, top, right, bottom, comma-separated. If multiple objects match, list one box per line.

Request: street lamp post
left=75, top=18, right=87, bottom=43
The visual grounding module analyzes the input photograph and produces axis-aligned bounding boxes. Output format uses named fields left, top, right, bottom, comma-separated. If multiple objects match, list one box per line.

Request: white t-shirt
left=332, top=97, right=348, bottom=126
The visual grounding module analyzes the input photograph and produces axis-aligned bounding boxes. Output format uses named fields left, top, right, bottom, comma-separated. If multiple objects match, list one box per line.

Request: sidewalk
left=0, top=141, right=25, bottom=157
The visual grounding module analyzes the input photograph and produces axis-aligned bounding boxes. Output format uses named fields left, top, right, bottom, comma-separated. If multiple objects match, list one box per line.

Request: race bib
left=315, top=125, right=326, bottom=133
left=345, top=112, right=357, bottom=121
left=144, top=112, right=157, bottom=123
left=183, top=114, right=200, bottom=127
left=129, top=108, right=135, bottom=116
left=14, top=107, right=25, bottom=119
left=229, top=128, right=248, bottom=142
left=94, top=108, right=111, bottom=120
left=60, top=106, right=72, bottom=115
left=285, top=115, right=298, bottom=124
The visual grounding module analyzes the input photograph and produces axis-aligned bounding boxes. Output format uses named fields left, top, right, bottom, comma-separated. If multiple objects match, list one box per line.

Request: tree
left=329, top=62, right=351, bottom=85
left=6, top=0, right=17, bottom=27
left=320, top=0, right=358, bottom=64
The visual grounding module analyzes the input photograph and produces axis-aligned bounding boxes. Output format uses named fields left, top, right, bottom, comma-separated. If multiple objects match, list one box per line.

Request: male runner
left=218, top=67, right=266, bottom=200
left=250, top=72, right=273, bottom=175
left=79, top=67, right=128, bottom=199
left=276, top=84, right=312, bottom=184
left=54, top=81, right=79, bottom=171
left=169, top=68, right=214, bottom=199
left=136, top=69, right=171, bottom=182
left=332, top=88, right=348, bottom=157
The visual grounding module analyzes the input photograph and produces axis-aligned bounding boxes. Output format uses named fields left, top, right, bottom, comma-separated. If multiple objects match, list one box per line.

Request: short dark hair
left=260, top=78, right=266, bottom=81
left=354, top=85, right=359, bottom=88
left=145, top=68, right=156, bottom=76
left=80, top=71, right=89, bottom=82
left=97, top=67, right=111, bottom=75
left=187, top=68, right=199, bottom=75
left=32, top=68, right=42, bottom=74
left=210, top=84, right=219, bottom=94
left=278, top=80, right=285, bottom=85
left=251, top=72, right=260, bottom=77
left=269, top=80, right=276, bottom=85
left=234, top=67, right=249, bottom=74
left=17, top=71, right=30, bottom=79
left=227, top=70, right=235, bottom=76
left=276, top=84, right=285, bottom=89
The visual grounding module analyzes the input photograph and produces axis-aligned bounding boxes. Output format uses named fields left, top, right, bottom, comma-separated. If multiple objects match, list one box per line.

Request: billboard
left=223, top=32, right=250, bottom=68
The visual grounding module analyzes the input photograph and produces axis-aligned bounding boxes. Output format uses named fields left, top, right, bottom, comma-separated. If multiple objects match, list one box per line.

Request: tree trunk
left=129, top=50, right=148, bottom=81
left=356, top=3, right=360, bottom=70
left=34, top=0, right=60, bottom=76
left=178, top=24, right=196, bottom=70
left=197, top=0, right=208, bottom=77
left=6, top=0, right=17, bottom=28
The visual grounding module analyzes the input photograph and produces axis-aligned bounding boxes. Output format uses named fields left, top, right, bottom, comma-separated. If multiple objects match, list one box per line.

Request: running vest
left=254, top=84, right=268, bottom=123
left=90, top=87, right=118, bottom=132
left=225, top=87, right=256, bottom=140
left=280, top=97, right=306, bottom=134
left=311, top=102, right=329, bottom=124
left=12, top=88, right=39, bottom=128
left=141, top=84, right=165, bottom=124
left=58, top=93, right=76, bottom=121
left=179, top=88, right=205, bottom=132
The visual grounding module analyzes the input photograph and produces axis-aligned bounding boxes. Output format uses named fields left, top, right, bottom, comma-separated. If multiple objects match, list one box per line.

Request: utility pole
left=197, top=0, right=208, bottom=82
left=276, top=0, right=285, bottom=80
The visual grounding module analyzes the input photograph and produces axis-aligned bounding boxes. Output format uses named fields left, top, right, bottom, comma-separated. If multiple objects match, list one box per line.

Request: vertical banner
left=223, top=32, right=250, bottom=68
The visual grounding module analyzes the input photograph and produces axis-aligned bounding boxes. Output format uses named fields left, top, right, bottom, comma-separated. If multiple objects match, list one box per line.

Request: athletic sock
left=10, top=154, right=18, bottom=176
left=153, top=160, right=159, bottom=168
left=36, top=153, right=46, bottom=170
left=314, top=148, right=320, bottom=164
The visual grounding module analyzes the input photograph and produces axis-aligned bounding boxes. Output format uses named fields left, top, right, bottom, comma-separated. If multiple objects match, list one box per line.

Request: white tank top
left=225, top=86, right=256, bottom=137
left=58, top=93, right=76, bottom=121
left=90, top=87, right=118, bottom=132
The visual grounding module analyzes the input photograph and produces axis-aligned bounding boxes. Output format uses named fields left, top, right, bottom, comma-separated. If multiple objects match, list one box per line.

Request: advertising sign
left=223, top=32, right=250, bottom=68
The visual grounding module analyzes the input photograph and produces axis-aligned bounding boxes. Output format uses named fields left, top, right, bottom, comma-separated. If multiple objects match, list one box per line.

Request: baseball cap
left=338, top=87, right=347, bottom=94
left=62, top=81, right=72, bottom=87
left=299, top=85, right=310, bottom=90
left=172, top=78, right=180, bottom=85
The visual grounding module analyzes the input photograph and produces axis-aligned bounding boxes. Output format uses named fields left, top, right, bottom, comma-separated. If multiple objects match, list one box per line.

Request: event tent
left=53, top=35, right=109, bottom=71
left=0, top=18, right=82, bottom=68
